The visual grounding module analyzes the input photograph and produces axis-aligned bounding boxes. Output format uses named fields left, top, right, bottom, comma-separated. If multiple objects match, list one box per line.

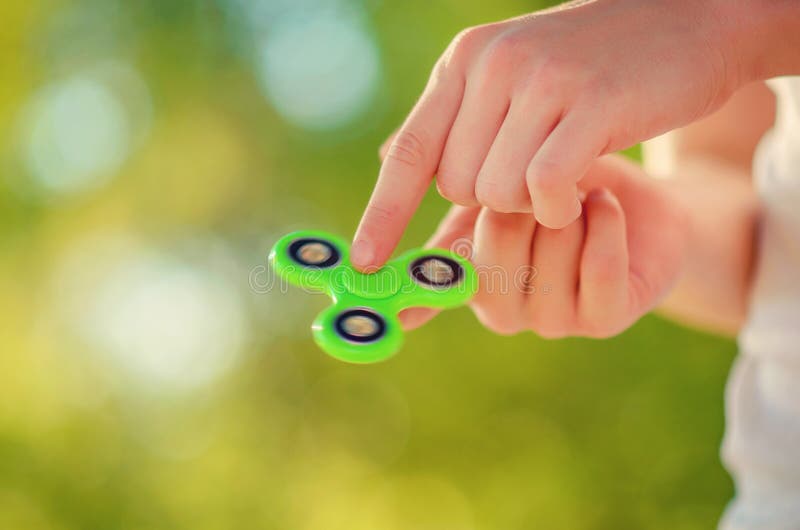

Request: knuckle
left=436, top=160, right=476, bottom=206
left=474, top=179, right=499, bottom=209
left=435, top=177, right=456, bottom=202
left=473, top=305, right=522, bottom=336
left=484, top=37, right=517, bottom=74
left=453, top=24, right=494, bottom=52
left=535, top=325, right=569, bottom=340
left=519, top=54, right=584, bottom=101
left=445, top=25, right=492, bottom=70
left=527, top=160, right=564, bottom=195
left=363, top=202, right=398, bottom=228
left=453, top=26, right=480, bottom=49
left=482, top=317, right=522, bottom=337
left=528, top=311, right=570, bottom=340
left=385, top=130, right=427, bottom=168
left=580, top=320, right=626, bottom=339
left=482, top=34, right=522, bottom=74
left=475, top=178, right=514, bottom=212
left=435, top=165, right=475, bottom=205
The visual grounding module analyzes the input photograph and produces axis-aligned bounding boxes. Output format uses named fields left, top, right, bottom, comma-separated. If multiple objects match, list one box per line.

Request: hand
left=400, top=155, right=688, bottom=339
left=352, top=0, right=745, bottom=270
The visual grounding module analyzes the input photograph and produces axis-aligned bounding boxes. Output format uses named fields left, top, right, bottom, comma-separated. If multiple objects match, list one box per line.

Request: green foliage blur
left=0, top=0, right=735, bottom=528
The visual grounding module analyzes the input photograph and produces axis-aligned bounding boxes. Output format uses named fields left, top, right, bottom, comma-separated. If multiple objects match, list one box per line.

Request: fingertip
left=578, top=186, right=629, bottom=332
left=350, top=239, right=376, bottom=271
left=527, top=162, right=582, bottom=229
left=533, top=196, right=582, bottom=229
left=399, top=307, right=439, bottom=330
left=584, top=187, right=622, bottom=214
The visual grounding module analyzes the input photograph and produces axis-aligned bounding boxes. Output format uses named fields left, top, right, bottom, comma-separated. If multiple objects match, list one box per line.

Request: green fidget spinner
left=269, top=230, right=477, bottom=364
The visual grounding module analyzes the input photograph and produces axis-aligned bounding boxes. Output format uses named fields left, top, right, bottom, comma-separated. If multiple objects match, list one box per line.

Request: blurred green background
left=0, top=0, right=736, bottom=528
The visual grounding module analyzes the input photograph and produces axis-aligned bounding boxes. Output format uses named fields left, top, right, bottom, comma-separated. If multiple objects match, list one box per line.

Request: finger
left=578, top=187, right=629, bottom=337
left=527, top=111, right=607, bottom=229
left=475, top=98, right=560, bottom=213
left=575, top=154, right=624, bottom=193
left=398, top=307, right=438, bottom=330
left=525, top=216, right=584, bottom=338
left=353, top=68, right=465, bottom=271
left=425, top=204, right=481, bottom=252
left=436, top=70, right=509, bottom=207
left=401, top=204, right=481, bottom=331
left=586, top=155, right=684, bottom=316
left=471, top=209, right=537, bottom=335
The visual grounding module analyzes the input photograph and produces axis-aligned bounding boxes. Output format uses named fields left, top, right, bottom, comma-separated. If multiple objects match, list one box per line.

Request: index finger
left=351, top=69, right=464, bottom=271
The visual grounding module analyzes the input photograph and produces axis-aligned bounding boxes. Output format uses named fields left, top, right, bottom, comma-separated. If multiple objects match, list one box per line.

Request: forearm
left=655, top=157, right=759, bottom=336
left=642, top=80, right=773, bottom=336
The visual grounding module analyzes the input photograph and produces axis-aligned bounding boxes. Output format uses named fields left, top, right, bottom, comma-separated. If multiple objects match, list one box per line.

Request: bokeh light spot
left=53, top=233, right=248, bottom=394
left=18, top=63, right=151, bottom=196
left=23, top=77, right=129, bottom=193
left=257, top=11, right=381, bottom=130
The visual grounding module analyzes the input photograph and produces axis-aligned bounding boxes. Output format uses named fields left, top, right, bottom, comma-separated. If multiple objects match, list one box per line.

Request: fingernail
left=350, top=239, right=374, bottom=268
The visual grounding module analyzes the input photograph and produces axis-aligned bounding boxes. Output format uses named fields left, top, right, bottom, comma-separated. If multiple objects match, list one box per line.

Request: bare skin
left=651, top=81, right=775, bottom=335
left=352, top=0, right=800, bottom=277
left=396, top=82, right=775, bottom=339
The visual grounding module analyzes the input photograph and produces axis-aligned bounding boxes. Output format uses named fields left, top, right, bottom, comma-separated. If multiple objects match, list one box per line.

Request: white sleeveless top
left=720, top=77, right=800, bottom=529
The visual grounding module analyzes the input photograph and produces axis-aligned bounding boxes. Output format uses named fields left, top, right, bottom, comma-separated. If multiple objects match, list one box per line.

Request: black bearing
left=288, top=238, right=340, bottom=268
left=409, top=255, right=463, bottom=288
left=334, top=308, right=386, bottom=343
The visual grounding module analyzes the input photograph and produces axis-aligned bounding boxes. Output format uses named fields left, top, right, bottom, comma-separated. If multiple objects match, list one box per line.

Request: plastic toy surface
left=269, top=230, right=477, bottom=363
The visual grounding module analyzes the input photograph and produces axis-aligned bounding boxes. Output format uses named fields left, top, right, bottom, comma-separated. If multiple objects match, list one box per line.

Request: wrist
left=715, top=0, right=800, bottom=82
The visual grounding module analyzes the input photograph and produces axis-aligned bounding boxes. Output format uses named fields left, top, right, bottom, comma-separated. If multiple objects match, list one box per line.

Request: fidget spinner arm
left=269, top=230, right=477, bottom=363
